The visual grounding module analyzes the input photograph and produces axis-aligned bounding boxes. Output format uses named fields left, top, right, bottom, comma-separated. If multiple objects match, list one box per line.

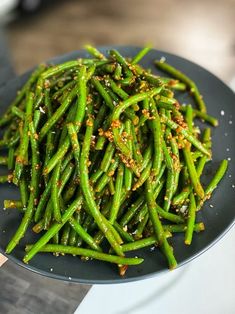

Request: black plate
left=0, top=46, right=234, bottom=284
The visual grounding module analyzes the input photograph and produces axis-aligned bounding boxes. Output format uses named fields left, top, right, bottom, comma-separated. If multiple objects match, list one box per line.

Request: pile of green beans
left=0, top=45, right=228, bottom=275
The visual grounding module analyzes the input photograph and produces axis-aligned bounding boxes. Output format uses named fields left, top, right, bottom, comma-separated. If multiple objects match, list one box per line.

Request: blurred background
left=0, top=0, right=234, bottom=313
left=1, top=0, right=235, bottom=82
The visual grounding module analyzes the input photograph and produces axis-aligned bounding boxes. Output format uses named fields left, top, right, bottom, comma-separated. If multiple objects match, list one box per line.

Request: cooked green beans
left=0, top=45, right=226, bottom=276
left=155, top=60, right=207, bottom=113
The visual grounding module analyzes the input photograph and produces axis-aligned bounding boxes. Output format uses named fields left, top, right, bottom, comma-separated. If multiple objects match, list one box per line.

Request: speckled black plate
left=0, top=46, right=234, bottom=284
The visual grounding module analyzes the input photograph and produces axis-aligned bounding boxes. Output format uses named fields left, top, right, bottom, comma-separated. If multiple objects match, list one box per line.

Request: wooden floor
left=0, top=260, right=90, bottom=314
left=1, top=0, right=234, bottom=313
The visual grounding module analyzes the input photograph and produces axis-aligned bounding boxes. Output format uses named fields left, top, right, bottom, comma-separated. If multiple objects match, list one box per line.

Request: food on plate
left=0, top=46, right=227, bottom=275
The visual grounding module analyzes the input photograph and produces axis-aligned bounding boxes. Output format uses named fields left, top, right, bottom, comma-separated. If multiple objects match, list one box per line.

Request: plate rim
left=0, top=45, right=235, bottom=284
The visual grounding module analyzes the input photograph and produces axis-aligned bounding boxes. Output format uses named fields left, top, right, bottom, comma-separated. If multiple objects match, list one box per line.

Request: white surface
left=0, top=0, right=17, bottom=25
left=75, top=226, right=235, bottom=314
left=0, top=0, right=17, bottom=15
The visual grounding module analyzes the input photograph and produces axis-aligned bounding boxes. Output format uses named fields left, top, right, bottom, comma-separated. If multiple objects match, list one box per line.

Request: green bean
left=150, top=101, right=162, bottom=176
left=185, top=192, right=196, bottom=245
left=119, top=196, right=145, bottom=227
left=98, top=63, right=116, bottom=74
left=33, top=110, right=41, bottom=130
left=122, top=236, right=157, bottom=252
left=172, top=189, right=190, bottom=206
left=109, top=164, right=124, bottom=224
left=138, top=98, right=149, bottom=127
left=91, top=77, right=115, bottom=110
left=8, top=132, right=20, bottom=148
left=41, top=61, right=80, bottom=79
left=204, top=160, right=228, bottom=200
left=68, top=212, right=80, bottom=246
left=123, top=120, right=133, bottom=190
left=140, top=145, right=152, bottom=172
left=63, top=176, right=77, bottom=203
left=130, top=124, right=143, bottom=165
left=109, top=49, right=133, bottom=79
left=185, top=105, right=193, bottom=133
left=145, top=178, right=177, bottom=269
left=93, top=104, right=108, bottom=132
left=108, top=178, right=115, bottom=195
left=105, top=85, right=120, bottom=103
left=51, top=162, right=62, bottom=222
left=43, top=139, right=70, bottom=175
left=135, top=214, right=149, bottom=239
left=34, top=76, right=44, bottom=109
left=131, top=46, right=152, bottom=64
left=61, top=223, right=71, bottom=246
left=95, top=126, right=109, bottom=151
left=67, top=123, right=80, bottom=175
left=95, top=157, right=119, bottom=193
left=86, top=64, right=96, bottom=80
left=114, top=63, right=122, bottom=80
left=100, top=142, right=116, bottom=172
left=164, top=223, right=205, bottom=233
left=163, top=109, right=172, bottom=140
left=183, top=142, right=204, bottom=199
left=113, top=221, right=134, bottom=242
left=7, top=148, right=14, bottom=170
left=69, top=216, right=101, bottom=251
left=157, top=94, right=177, bottom=105
left=163, top=171, right=175, bottom=212
left=180, top=106, right=218, bottom=127
left=90, top=169, right=104, bottom=184
left=25, top=244, right=143, bottom=266
left=162, top=114, right=211, bottom=157
left=155, top=60, right=206, bottom=113
left=44, top=166, right=74, bottom=230
left=134, top=66, right=163, bottom=87
left=108, top=78, right=129, bottom=100
left=84, top=45, right=105, bottom=59
left=196, top=128, right=211, bottom=178
left=13, top=92, right=34, bottom=185
left=19, top=175, right=29, bottom=208
left=132, top=161, right=152, bottom=191
left=52, top=233, right=59, bottom=245
left=52, top=80, right=76, bottom=100
left=161, top=139, right=175, bottom=210
left=43, top=89, right=55, bottom=173
left=34, top=180, right=52, bottom=222
left=11, top=106, right=25, bottom=120
left=4, top=200, right=22, bottom=209
left=163, top=79, right=187, bottom=91
left=6, top=119, right=40, bottom=253
left=103, top=216, right=123, bottom=245
left=170, top=136, right=180, bottom=195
